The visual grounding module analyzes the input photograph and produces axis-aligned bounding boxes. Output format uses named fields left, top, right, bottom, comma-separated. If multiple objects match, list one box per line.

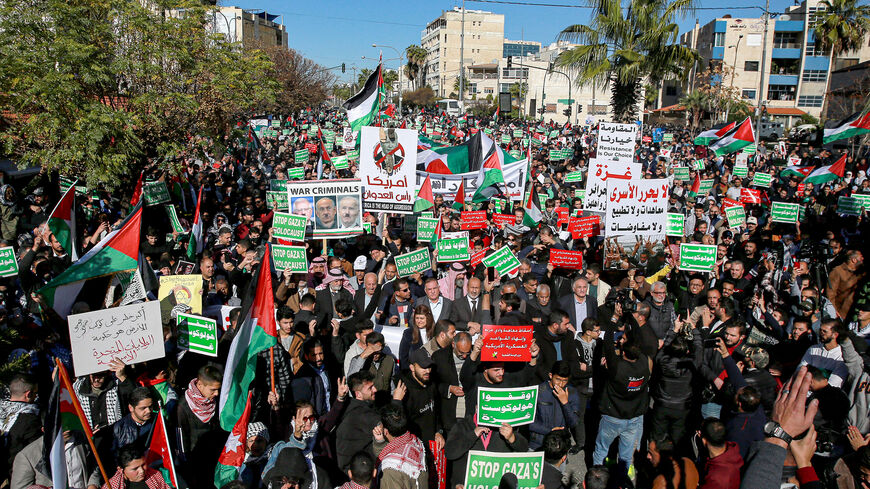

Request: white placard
left=597, top=122, right=638, bottom=164
left=736, top=153, right=749, bottom=166
left=605, top=178, right=669, bottom=236
left=416, top=159, right=528, bottom=202
left=68, top=301, right=164, bottom=377
left=584, top=160, right=643, bottom=213
left=360, top=126, right=418, bottom=214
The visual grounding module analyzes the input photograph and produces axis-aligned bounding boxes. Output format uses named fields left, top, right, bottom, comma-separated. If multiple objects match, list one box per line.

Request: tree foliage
left=0, top=0, right=276, bottom=188
left=405, top=45, right=428, bottom=91
left=402, top=87, right=436, bottom=108
left=252, top=40, right=335, bottom=115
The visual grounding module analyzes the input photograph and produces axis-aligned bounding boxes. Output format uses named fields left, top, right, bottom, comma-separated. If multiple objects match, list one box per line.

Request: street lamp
left=373, top=44, right=404, bottom=116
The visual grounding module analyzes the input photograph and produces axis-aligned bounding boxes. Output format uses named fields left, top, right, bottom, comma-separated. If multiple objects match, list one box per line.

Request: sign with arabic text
left=477, top=386, right=539, bottom=427
left=752, top=172, right=772, bottom=188
left=584, top=160, right=642, bottom=213
left=481, top=246, right=521, bottom=276
left=0, top=247, right=19, bottom=277
left=460, top=211, right=488, bottom=230
left=673, top=167, right=690, bottom=180
left=597, top=122, right=637, bottom=164
left=605, top=178, right=669, bottom=236
left=464, top=451, right=544, bottom=489
left=771, top=202, right=801, bottom=223
left=417, top=159, right=528, bottom=202
left=666, top=213, right=684, bottom=237
left=272, top=245, right=308, bottom=273
left=360, top=126, right=418, bottom=213
left=395, top=248, right=431, bottom=277
left=837, top=196, right=862, bottom=216
left=569, top=216, right=600, bottom=239
left=733, top=165, right=748, bottom=177
left=165, top=205, right=184, bottom=234
left=437, top=237, right=470, bottom=262
left=481, top=324, right=534, bottom=362
left=548, top=249, right=583, bottom=270
left=177, top=313, right=218, bottom=357
left=678, top=243, right=717, bottom=272
left=143, top=181, right=171, bottom=206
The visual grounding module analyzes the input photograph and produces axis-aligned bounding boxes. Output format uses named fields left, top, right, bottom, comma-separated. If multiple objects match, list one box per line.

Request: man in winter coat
left=698, top=418, right=743, bottom=489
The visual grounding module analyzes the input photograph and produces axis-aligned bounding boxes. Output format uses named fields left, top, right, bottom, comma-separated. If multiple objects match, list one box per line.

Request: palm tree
left=812, top=0, right=870, bottom=118
left=405, top=45, right=427, bottom=90
left=680, top=90, right=709, bottom=130
left=556, top=0, right=699, bottom=122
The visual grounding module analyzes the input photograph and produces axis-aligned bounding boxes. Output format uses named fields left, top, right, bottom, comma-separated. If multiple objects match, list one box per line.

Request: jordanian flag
left=780, top=166, right=814, bottom=179
left=219, top=246, right=277, bottom=431
left=823, top=110, right=870, bottom=144
left=710, top=118, right=754, bottom=156
left=343, top=64, right=382, bottom=134
left=146, top=408, right=178, bottom=487
left=38, top=204, right=143, bottom=318
left=47, top=182, right=80, bottom=261
left=414, top=175, right=435, bottom=212
left=803, top=153, right=846, bottom=185
left=694, top=121, right=736, bottom=146
left=471, top=133, right=507, bottom=202
left=215, top=391, right=253, bottom=489
left=187, top=187, right=203, bottom=261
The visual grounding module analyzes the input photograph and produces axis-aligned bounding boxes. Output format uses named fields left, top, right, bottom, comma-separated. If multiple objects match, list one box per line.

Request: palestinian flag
left=317, top=141, right=331, bottom=179
left=452, top=181, right=465, bottom=211
left=694, top=121, right=736, bottom=146
left=493, top=106, right=499, bottom=121
left=414, top=175, right=435, bottom=212
left=343, top=64, right=382, bottom=133
left=780, top=166, right=814, bottom=179
left=471, top=134, right=507, bottom=202
left=218, top=246, right=277, bottom=431
left=823, top=110, right=870, bottom=144
left=42, top=370, right=69, bottom=489
left=688, top=173, right=701, bottom=198
left=523, top=185, right=543, bottom=228
left=417, top=132, right=522, bottom=174
left=214, top=391, right=253, bottom=489
left=146, top=408, right=178, bottom=487
left=803, top=153, right=846, bottom=185
left=47, top=182, right=80, bottom=261
left=38, top=204, right=142, bottom=318
left=710, top=118, right=755, bottom=156
left=186, top=187, right=203, bottom=261
left=130, top=171, right=145, bottom=206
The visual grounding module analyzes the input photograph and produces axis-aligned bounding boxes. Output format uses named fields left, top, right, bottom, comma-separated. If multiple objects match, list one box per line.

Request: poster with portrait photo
left=286, top=180, right=363, bottom=238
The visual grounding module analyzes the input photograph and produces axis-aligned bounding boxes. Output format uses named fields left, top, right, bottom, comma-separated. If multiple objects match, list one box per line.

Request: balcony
left=772, top=48, right=802, bottom=58
left=774, top=20, right=804, bottom=32
left=769, top=74, right=799, bottom=85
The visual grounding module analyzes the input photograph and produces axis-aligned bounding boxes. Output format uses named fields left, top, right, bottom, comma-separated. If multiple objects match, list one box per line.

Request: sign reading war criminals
left=286, top=179, right=363, bottom=239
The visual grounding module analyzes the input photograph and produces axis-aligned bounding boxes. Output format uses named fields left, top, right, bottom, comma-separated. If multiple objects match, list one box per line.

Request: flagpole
left=56, top=359, right=110, bottom=484
left=269, top=347, right=276, bottom=397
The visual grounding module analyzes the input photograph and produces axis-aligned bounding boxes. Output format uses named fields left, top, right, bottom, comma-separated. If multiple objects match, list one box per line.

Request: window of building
left=802, top=70, right=826, bottom=82
left=833, top=58, right=858, bottom=71
left=773, top=32, right=800, bottom=49
left=499, top=83, right=513, bottom=93
left=798, top=95, right=823, bottom=107
left=484, top=87, right=494, bottom=94
left=741, top=89, right=756, bottom=100
left=665, top=86, right=678, bottom=96
left=444, top=35, right=447, bottom=42
left=767, top=84, right=796, bottom=101
left=713, top=32, right=725, bottom=47
left=744, top=61, right=759, bottom=71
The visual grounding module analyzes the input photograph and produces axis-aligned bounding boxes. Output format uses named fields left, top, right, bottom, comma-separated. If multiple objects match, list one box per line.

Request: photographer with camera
left=698, top=320, right=748, bottom=420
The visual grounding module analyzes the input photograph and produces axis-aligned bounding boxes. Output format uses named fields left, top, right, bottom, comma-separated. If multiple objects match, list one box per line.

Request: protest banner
left=477, top=386, right=539, bottom=427
left=736, top=153, right=749, bottom=166
left=564, top=171, right=583, bottom=182
left=740, top=188, right=762, bottom=204
left=272, top=212, right=308, bottom=241
left=605, top=179, right=669, bottom=236
left=460, top=211, right=488, bottom=230
left=693, top=159, right=705, bottom=170
left=416, top=217, right=440, bottom=242
left=666, top=213, right=684, bottom=237
left=574, top=189, right=586, bottom=202
left=333, top=155, right=349, bottom=170
left=837, top=196, right=863, bottom=216
left=569, top=216, right=600, bottom=239
left=177, top=313, right=218, bottom=357
left=437, top=237, right=470, bottom=262
left=733, top=166, right=749, bottom=177
left=360, top=126, right=418, bottom=213
left=165, top=205, right=185, bottom=234
left=481, top=324, right=533, bottom=362
left=492, top=214, right=515, bottom=229
left=501, top=134, right=511, bottom=145
left=771, top=202, right=801, bottom=223
left=68, top=301, right=164, bottom=377
left=513, top=129, right=523, bottom=138
left=679, top=243, right=717, bottom=272
left=549, top=249, right=583, bottom=270
left=158, top=274, right=203, bottom=324
left=0, top=247, right=19, bottom=277
left=584, top=160, right=642, bottom=213
left=270, top=179, right=289, bottom=192
left=481, top=246, right=521, bottom=276
left=752, top=172, right=773, bottom=188
left=852, top=193, right=870, bottom=211
left=725, top=206, right=746, bottom=228
left=287, top=179, right=363, bottom=238
left=673, top=167, right=690, bottom=180
left=417, top=159, right=528, bottom=202
left=722, top=197, right=743, bottom=209
left=663, top=133, right=674, bottom=142
left=143, top=181, right=171, bottom=206
left=470, top=249, right=488, bottom=268
left=597, top=122, right=637, bottom=164
left=697, top=179, right=715, bottom=196
left=287, top=167, right=305, bottom=180
left=395, top=248, right=431, bottom=277
left=266, top=191, right=289, bottom=211
left=555, top=207, right=569, bottom=226
left=464, top=451, right=544, bottom=489
left=295, top=149, right=308, bottom=165
left=272, top=245, right=308, bottom=273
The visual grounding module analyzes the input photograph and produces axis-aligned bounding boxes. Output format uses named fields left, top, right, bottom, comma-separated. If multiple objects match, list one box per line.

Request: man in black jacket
left=449, top=277, right=489, bottom=334
left=399, top=349, right=444, bottom=450
left=534, top=309, right=582, bottom=384
left=353, top=272, right=381, bottom=324
left=335, top=371, right=404, bottom=470
left=558, top=277, right=598, bottom=329
left=432, top=332, right=473, bottom=433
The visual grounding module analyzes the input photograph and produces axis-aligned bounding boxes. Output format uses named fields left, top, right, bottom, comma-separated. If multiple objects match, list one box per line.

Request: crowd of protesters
left=0, top=106, right=868, bottom=489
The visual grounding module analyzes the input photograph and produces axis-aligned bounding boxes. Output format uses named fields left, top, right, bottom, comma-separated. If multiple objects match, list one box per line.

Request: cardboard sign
left=721, top=198, right=743, bottom=209
left=359, top=126, right=418, bottom=214
left=416, top=217, right=440, bottom=243
left=570, top=216, right=600, bottom=239
left=678, top=243, right=717, bottom=272
left=272, top=212, right=308, bottom=241
left=564, top=171, right=583, bottom=183
left=295, top=149, right=308, bottom=165
left=460, top=211, right=488, bottom=230
left=272, top=245, right=308, bottom=273
left=481, top=246, right=521, bottom=277
left=395, top=248, right=431, bottom=277
left=752, top=172, right=773, bottom=188
left=666, top=213, right=685, bottom=237
left=549, top=249, right=583, bottom=270
left=158, top=274, right=203, bottom=324
left=464, top=451, right=544, bottom=489
left=0, top=247, right=19, bottom=278
left=481, top=324, right=533, bottom=361
left=733, top=166, right=749, bottom=178
left=470, top=249, right=488, bottom=268
left=771, top=202, right=801, bottom=223
left=852, top=193, right=870, bottom=210
left=477, top=386, right=539, bottom=427
left=492, top=214, right=515, bottom=229
left=437, top=238, right=470, bottom=262
left=605, top=179, right=669, bottom=236
left=697, top=179, right=715, bottom=196
left=288, top=167, right=305, bottom=180
left=68, top=301, right=164, bottom=377
left=725, top=206, right=746, bottom=228
left=143, top=181, right=171, bottom=206
left=287, top=179, right=363, bottom=239
left=673, top=167, right=690, bottom=180
left=177, top=313, right=218, bottom=357
left=266, top=191, right=289, bottom=211
left=271, top=179, right=289, bottom=192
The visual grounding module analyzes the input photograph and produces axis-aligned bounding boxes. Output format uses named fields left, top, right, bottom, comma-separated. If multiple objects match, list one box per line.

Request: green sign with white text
left=395, top=248, right=431, bottom=277
left=271, top=245, right=308, bottom=272
left=463, top=451, right=544, bottom=489
left=272, top=212, right=308, bottom=241
left=477, top=386, right=538, bottom=427
left=666, top=213, right=684, bottom=237
left=771, top=202, right=801, bottom=223
left=177, top=313, right=218, bottom=357
left=679, top=243, right=717, bottom=272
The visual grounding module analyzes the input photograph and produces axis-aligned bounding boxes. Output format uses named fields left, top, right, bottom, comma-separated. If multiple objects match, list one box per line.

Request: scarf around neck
left=185, top=378, right=215, bottom=423
left=378, top=432, right=426, bottom=479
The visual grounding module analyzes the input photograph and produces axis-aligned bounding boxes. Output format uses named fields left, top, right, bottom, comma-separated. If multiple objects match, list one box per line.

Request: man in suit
left=414, top=278, right=453, bottom=323
left=432, top=331, right=473, bottom=434
left=558, top=277, right=598, bottom=329
left=353, top=272, right=381, bottom=324
left=450, top=277, right=489, bottom=334
left=315, top=268, right=354, bottom=327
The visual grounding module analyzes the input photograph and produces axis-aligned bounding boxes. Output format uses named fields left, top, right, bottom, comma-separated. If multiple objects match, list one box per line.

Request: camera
left=605, top=288, right=636, bottom=314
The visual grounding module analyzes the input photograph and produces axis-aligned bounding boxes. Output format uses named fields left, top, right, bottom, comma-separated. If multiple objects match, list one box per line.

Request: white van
left=437, top=99, right=463, bottom=117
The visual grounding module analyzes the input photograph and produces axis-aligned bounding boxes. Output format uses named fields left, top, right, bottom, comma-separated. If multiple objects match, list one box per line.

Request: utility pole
left=459, top=0, right=466, bottom=103
left=755, top=0, right=770, bottom=143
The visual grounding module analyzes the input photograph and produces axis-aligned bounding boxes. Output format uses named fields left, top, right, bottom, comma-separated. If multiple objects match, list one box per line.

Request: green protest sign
left=482, top=246, right=521, bottom=277
left=549, top=130, right=560, bottom=138
left=272, top=212, right=308, bottom=241
left=362, top=222, right=372, bottom=234
left=143, top=181, right=171, bottom=206
left=564, top=171, right=583, bottom=183
left=752, top=172, right=772, bottom=188
left=271, top=179, right=289, bottom=192
left=693, top=159, right=705, bottom=170
left=733, top=166, right=749, bottom=177
left=493, top=198, right=506, bottom=214
left=477, top=386, right=538, bottom=427
left=464, top=451, right=545, bottom=489
left=437, top=238, right=470, bottom=262
left=0, top=247, right=19, bottom=278
left=484, top=128, right=493, bottom=135
left=416, top=217, right=439, bottom=242
left=852, top=193, right=870, bottom=210
left=271, top=120, right=280, bottom=127
left=538, top=194, right=547, bottom=209
left=838, top=196, right=862, bottom=216
left=394, top=248, right=431, bottom=277
left=288, top=167, right=305, bottom=180
left=509, top=150, right=521, bottom=159
left=271, top=245, right=308, bottom=272
left=679, top=243, right=717, bottom=272
left=59, top=176, right=87, bottom=196
left=333, top=155, right=349, bottom=170
left=574, top=189, right=586, bottom=202
left=550, top=149, right=564, bottom=161
left=725, top=206, right=746, bottom=228
left=177, top=313, right=218, bottom=357
left=771, top=202, right=801, bottom=223
left=295, top=149, right=308, bottom=165
left=742, top=143, right=757, bottom=154
left=346, top=149, right=360, bottom=161
left=513, top=129, right=523, bottom=138
left=266, top=191, right=289, bottom=210
left=165, top=205, right=184, bottom=234
left=663, top=133, right=674, bottom=142
left=666, top=213, right=684, bottom=237
left=697, top=179, right=715, bottom=196
left=673, top=167, right=690, bottom=180
left=501, top=134, right=511, bottom=145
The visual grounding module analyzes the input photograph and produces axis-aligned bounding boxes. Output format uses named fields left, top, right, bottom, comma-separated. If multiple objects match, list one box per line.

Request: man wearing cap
left=398, top=349, right=443, bottom=450
left=350, top=256, right=368, bottom=291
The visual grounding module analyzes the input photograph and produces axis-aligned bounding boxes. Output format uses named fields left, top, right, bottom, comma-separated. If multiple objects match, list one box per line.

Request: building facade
left=210, top=6, right=288, bottom=49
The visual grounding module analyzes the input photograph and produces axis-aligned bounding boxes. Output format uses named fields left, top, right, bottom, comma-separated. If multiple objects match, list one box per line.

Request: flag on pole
left=186, top=187, right=203, bottom=261
left=451, top=181, right=465, bottom=211
left=218, top=246, right=278, bottom=431
left=317, top=141, right=331, bottom=179
left=471, top=134, right=507, bottom=202
left=493, top=106, right=499, bottom=121
left=47, top=182, right=80, bottom=261
left=343, top=64, right=383, bottom=134
left=694, top=121, right=736, bottom=146
left=414, top=175, right=435, bottom=212
left=523, top=185, right=543, bottom=228
left=803, top=153, right=846, bottom=185
left=688, top=173, right=701, bottom=198
left=146, top=408, right=178, bottom=487
left=710, top=118, right=755, bottom=156
left=823, top=110, right=870, bottom=144
left=780, top=166, right=814, bottom=179
left=214, top=391, right=253, bottom=489
left=42, top=373, right=68, bottom=489
left=130, top=171, right=145, bottom=206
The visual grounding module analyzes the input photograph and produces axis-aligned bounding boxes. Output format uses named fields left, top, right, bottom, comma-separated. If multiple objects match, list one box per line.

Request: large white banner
left=68, top=301, right=164, bottom=377
left=605, top=178, right=669, bottom=236
left=360, top=126, right=417, bottom=214
left=584, top=160, right=643, bottom=213
left=416, top=159, right=528, bottom=202
left=287, top=179, right=363, bottom=239
left=597, top=122, right=638, bottom=164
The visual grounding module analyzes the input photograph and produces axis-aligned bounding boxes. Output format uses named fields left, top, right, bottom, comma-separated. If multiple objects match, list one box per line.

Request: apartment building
left=210, top=6, right=288, bottom=49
